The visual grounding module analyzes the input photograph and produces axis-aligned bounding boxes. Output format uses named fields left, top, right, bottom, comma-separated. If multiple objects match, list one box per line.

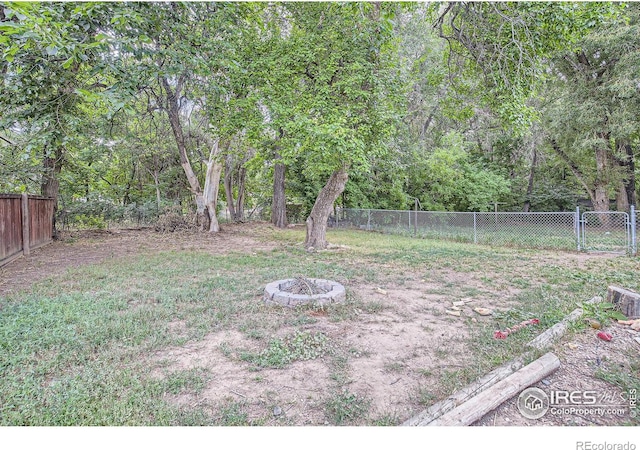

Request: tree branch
left=549, top=139, right=594, bottom=202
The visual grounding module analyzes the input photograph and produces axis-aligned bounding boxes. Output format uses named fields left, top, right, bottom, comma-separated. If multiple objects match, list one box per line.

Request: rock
left=451, top=305, right=461, bottom=311
left=567, top=342, right=579, bottom=350
left=452, top=301, right=465, bottom=307
left=273, top=406, right=283, bottom=417
left=375, top=287, right=388, bottom=295
left=634, top=337, right=640, bottom=346
left=473, top=307, right=493, bottom=316
left=471, top=318, right=477, bottom=323
left=585, top=318, right=602, bottom=329
left=445, top=310, right=461, bottom=317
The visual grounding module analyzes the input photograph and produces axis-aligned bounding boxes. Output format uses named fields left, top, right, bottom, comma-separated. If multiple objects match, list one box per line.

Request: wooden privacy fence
left=0, top=193, right=55, bottom=267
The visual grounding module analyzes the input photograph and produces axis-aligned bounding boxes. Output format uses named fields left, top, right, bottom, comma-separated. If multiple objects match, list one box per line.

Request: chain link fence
left=333, top=207, right=638, bottom=254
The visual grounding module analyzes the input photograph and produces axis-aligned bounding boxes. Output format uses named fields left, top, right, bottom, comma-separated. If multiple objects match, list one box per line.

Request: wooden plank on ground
left=402, top=353, right=531, bottom=426
left=428, top=352, right=560, bottom=426
left=527, top=296, right=602, bottom=350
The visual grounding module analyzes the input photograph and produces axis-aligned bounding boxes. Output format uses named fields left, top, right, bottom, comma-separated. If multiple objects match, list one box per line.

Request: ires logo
left=550, top=391, right=597, bottom=405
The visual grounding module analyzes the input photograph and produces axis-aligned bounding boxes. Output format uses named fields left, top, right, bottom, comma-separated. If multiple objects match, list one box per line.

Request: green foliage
left=577, top=301, right=628, bottom=326
left=418, top=132, right=511, bottom=211
left=435, top=2, right=625, bottom=130
left=241, top=331, right=331, bottom=369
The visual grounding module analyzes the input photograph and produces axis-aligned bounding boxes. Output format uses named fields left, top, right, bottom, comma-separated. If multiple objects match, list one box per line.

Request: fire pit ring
left=264, top=278, right=346, bottom=307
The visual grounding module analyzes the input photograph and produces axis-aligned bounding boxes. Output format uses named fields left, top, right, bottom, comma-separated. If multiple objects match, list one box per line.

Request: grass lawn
left=1, top=225, right=638, bottom=426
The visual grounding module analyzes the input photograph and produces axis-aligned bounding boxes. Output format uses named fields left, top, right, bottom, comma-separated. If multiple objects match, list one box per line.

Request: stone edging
left=264, top=278, right=346, bottom=307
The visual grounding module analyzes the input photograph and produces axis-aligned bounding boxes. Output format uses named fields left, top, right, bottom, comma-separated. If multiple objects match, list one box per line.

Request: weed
left=415, top=386, right=436, bottom=406
left=324, top=391, right=370, bottom=425
left=215, top=400, right=251, bottom=426
left=383, top=360, right=405, bottom=373
left=371, top=412, right=400, bottom=426
left=161, top=368, right=208, bottom=395
left=241, top=331, right=331, bottom=369
left=578, top=301, right=627, bottom=326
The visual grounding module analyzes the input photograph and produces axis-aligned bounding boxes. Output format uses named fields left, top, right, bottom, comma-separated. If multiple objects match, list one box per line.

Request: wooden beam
left=402, top=353, right=531, bottom=426
left=607, top=286, right=640, bottom=319
left=428, top=352, right=560, bottom=426
left=21, top=193, right=30, bottom=256
left=404, top=297, right=601, bottom=426
left=527, top=296, right=602, bottom=350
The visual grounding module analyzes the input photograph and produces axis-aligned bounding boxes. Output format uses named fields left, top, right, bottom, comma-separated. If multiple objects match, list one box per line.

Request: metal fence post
left=473, top=212, right=477, bottom=244
left=575, top=206, right=580, bottom=252
left=414, top=198, right=418, bottom=236
left=631, top=205, right=637, bottom=256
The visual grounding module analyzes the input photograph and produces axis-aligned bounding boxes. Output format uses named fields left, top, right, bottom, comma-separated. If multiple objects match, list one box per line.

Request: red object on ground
left=494, top=318, right=540, bottom=339
left=596, top=331, right=612, bottom=342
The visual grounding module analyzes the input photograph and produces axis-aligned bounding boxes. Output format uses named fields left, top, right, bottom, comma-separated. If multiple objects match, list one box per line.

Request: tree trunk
left=615, top=140, right=636, bottom=210
left=236, top=166, right=246, bottom=221
left=550, top=139, right=597, bottom=207
left=624, top=142, right=636, bottom=208
left=161, top=75, right=206, bottom=226
left=41, top=146, right=64, bottom=237
left=616, top=181, right=629, bottom=213
left=272, top=158, right=287, bottom=228
left=523, top=148, right=537, bottom=212
left=223, top=155, right=237, bottom=222
left=152, top=170, right=162, bottom=211
left=593, top=145, right=610, bottom=232
left=203, top=159, right=223, bottom=233
left=305, top=168, right=349, bottom=250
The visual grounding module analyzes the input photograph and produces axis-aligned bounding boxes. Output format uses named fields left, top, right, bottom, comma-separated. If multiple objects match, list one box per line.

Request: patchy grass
left=1, top=225, right=639, bottom=425
left=323, top=390, right=371, bottom=425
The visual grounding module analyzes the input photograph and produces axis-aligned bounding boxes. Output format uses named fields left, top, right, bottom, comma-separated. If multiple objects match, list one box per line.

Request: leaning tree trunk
left=305, top=168, right=349, bottom=250
left=272, top=158, right=287, bottom=228
left=161, top=75, right=207, bottom=228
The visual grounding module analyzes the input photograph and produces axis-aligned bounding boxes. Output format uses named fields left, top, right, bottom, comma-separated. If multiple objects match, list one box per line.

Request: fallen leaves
left=473, top=307, right=493, bottom=316
left=617, top=318, right=640, bottom=331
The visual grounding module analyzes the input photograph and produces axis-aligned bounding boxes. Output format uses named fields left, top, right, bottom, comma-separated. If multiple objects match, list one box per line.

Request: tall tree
left=0, top=2, right=116, bottom=233
left=256, top=3, right=404, bottom=248
left=543, top=3, right=640, bottom=212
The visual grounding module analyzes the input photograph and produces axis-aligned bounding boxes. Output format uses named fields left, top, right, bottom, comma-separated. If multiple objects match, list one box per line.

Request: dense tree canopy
left=1, top=2, right=638, bottom=247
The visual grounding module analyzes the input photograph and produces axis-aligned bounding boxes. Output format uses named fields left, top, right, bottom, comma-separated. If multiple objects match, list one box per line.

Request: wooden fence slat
left=22, top=193, right=30, bottom=256
left=0, top=194, right=54, bottom=266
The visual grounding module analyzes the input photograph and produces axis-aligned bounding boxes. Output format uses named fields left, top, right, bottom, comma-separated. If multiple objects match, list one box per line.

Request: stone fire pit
left=264, top=277, right=346, bottom=307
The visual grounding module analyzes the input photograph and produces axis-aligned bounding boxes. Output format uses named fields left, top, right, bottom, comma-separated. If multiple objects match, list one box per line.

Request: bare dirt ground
left=1, top=223, right=638, bottom=426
